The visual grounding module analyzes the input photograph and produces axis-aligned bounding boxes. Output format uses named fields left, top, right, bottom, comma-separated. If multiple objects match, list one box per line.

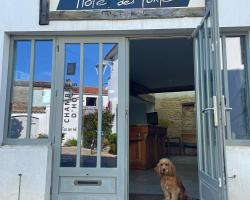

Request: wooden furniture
left=181, top=133, right=197, bottom=155
left=129, top=125, right=167, bottom=169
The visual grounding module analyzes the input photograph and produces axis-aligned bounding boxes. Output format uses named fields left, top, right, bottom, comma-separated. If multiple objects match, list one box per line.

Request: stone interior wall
left=154, top=91, right=196, bottom=138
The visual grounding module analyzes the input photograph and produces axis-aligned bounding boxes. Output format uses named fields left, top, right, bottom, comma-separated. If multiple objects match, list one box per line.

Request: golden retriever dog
left=154, top=158, right=188, bottom=200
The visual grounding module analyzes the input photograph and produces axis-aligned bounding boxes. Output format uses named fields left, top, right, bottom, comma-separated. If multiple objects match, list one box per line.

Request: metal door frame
left=51, top=36, right=128, bottom=200
left=193, top=1, right=228, bottom=199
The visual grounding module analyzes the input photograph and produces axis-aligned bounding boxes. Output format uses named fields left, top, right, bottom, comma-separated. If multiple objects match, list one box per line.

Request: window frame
left=221, top=32, right=250, bottom=145
left=3, top=36, right=56, bottom=145
left=86, top=96, right=97, bottom=107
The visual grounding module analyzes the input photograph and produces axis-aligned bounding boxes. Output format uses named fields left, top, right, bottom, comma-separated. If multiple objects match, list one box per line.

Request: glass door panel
left=60, top=43, right=80, bottom=167
left=53, top=38, right=126, bottom=200
left=101, top=43, right=118, bottom=168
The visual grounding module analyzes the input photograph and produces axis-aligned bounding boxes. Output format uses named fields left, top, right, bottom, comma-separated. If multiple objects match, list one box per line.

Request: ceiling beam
left=148, top=85, right=194, bottom=93
left=130, top=81, right=150, bottom=96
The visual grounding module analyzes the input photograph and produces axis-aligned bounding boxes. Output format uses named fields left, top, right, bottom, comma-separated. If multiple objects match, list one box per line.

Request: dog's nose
left=162, top=168, right=165, bottom=171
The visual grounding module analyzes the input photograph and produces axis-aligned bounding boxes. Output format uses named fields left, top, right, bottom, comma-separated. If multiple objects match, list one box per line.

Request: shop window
left=222, top=36, right=250, bottom=140
left=7, top=40, right=53, bottom=141
left=86, top=97, right=97, bottom=106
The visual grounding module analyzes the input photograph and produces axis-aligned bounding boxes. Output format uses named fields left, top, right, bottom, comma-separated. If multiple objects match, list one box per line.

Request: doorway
left=128, top=38, right=199, bottom=200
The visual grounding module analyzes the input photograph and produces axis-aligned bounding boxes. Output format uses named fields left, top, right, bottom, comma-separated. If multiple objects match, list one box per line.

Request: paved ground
left=60, top=147, right=117, bottom=167
left=129, top=194, right=164, bottom=200
left=129, top=156, right=199, bottom=199
left=130, top=194, right=198, bottom=200
left=60, top=149, right=199, bottom=199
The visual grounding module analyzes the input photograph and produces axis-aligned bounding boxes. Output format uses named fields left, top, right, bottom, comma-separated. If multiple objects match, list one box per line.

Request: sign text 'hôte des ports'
left=57, top=0, right=191, bottom=10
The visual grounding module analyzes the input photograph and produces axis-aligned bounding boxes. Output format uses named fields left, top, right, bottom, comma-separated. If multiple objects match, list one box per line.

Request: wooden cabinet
left=129, top=125, right=167, bottom=169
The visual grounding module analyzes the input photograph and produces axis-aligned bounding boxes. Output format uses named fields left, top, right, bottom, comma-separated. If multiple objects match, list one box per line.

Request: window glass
left=60, top=44, right=80, bottom=167
left=101, top=43, right=118, bottom=168
left=8, top=40, right=53, bottom=141
left=86, top=97, right=97, bottom=106
left=8, top=41, right=31, bottom=139
left=225, top=37, right=250, bottom=140
left=81, top=43, right=99, bottom=168
left=31, top=41, right=53, bottom=139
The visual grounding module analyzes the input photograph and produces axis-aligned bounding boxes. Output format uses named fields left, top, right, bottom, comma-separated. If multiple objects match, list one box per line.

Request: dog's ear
left=169, top=161, right=176, bottom=177
left=154, top=162, right=161, bottom=176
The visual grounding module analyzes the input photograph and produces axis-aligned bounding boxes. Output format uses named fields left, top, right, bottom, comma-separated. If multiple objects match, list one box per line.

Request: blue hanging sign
left=57, top=0, right=190, bottom=10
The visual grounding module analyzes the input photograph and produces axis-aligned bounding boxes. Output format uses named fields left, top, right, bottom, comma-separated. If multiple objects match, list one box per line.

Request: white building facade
left=0, top=0, right=250, bottom=200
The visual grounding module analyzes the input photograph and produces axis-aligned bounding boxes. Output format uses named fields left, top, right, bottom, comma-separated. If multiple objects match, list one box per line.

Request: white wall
left=129, top=96, right=155, bottom=125
left=0, top=1, right=202, bottom=34
left=1, top=1, right=250, bottom=200
left=219, top=0, right=250, bottom=28
left=0, top=145, right=52, bottom=200
left=226, top=146, right=250, bottom=200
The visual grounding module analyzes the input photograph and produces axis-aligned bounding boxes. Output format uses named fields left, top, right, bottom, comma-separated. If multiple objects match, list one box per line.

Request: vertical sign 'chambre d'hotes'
left=55, top=0, right=204, bottom=10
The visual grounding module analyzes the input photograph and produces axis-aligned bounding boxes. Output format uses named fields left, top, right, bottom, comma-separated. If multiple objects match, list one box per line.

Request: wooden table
left=129, top=125, right=167, bottom=169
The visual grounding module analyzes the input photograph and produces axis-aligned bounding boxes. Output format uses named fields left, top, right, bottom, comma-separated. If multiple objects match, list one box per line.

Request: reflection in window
left=8, top=41, right=31, bottom=138
left=225, top=37, right=250, bottom=139
left=31, top=41, right=53, bottom=139
left=60, top=44, right=80, bottom=167
left=81, top=44, right=99, bottom=168
left=101, top=44, right=118, bottom=168
left=86, top=97, right=97, bottom=106
left=8, top=40, right=53, bottom=140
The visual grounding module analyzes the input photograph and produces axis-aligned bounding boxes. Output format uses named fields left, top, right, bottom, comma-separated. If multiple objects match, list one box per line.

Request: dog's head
left=154, top=158, right=176, bottom=177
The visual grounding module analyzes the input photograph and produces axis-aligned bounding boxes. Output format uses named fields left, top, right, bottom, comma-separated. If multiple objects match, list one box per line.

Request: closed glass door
left=52, top=37, right=127, bottom=200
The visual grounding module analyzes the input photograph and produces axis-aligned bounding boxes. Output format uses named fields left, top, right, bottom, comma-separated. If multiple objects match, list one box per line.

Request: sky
left=14, top=40, right=115, bottom=88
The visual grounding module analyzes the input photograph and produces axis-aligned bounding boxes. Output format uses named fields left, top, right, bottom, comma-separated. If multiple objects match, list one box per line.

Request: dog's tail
left=177, top=177, right=189, bottom=200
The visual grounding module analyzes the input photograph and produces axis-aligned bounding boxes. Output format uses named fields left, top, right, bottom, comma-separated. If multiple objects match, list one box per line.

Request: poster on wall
left=50, top=0, right=205, bottom=11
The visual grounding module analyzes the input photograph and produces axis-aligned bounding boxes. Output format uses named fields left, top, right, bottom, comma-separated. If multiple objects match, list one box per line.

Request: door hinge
left=125, top=109, right=129, bottom=117
left=55, top=90, right=58, bottom=97
left=211, top=43, right=215, bottom=52
left=51, top=135, right=55, bottom=145
left=57, top=45, right=59, bottom=52
left=50, top=185, right=52, bottom=194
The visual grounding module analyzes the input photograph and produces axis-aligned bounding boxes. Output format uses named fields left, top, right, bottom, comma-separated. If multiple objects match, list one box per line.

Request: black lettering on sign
left=72, top=98, right=77, bottom=102
left=76, top=0, right=108, bottom=9
left=57, top=0, right=190, bottom=10
left=117, top=0, right=135, bottom=7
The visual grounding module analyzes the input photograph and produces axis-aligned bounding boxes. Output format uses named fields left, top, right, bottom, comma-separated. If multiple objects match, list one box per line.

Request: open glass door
left=52, top=37, right=128, bottom=200
left=193, top=1, right=228, bottom=200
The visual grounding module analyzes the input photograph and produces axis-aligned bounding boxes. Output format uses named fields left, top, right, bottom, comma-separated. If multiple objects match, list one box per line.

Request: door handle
left=222, top=95, right=232, bottom=126
left=202, top=96, right=218, bottom=127
left=225, top=107, right=232, bottom=111
left=202, top=107, right=214, bottom=113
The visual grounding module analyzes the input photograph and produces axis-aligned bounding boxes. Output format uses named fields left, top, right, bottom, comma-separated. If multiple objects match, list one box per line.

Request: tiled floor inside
left=129, top=156, right=199, bottom=200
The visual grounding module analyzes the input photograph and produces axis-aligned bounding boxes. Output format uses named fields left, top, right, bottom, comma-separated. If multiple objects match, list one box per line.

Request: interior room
left=129, top=38, right=199, bottom=200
